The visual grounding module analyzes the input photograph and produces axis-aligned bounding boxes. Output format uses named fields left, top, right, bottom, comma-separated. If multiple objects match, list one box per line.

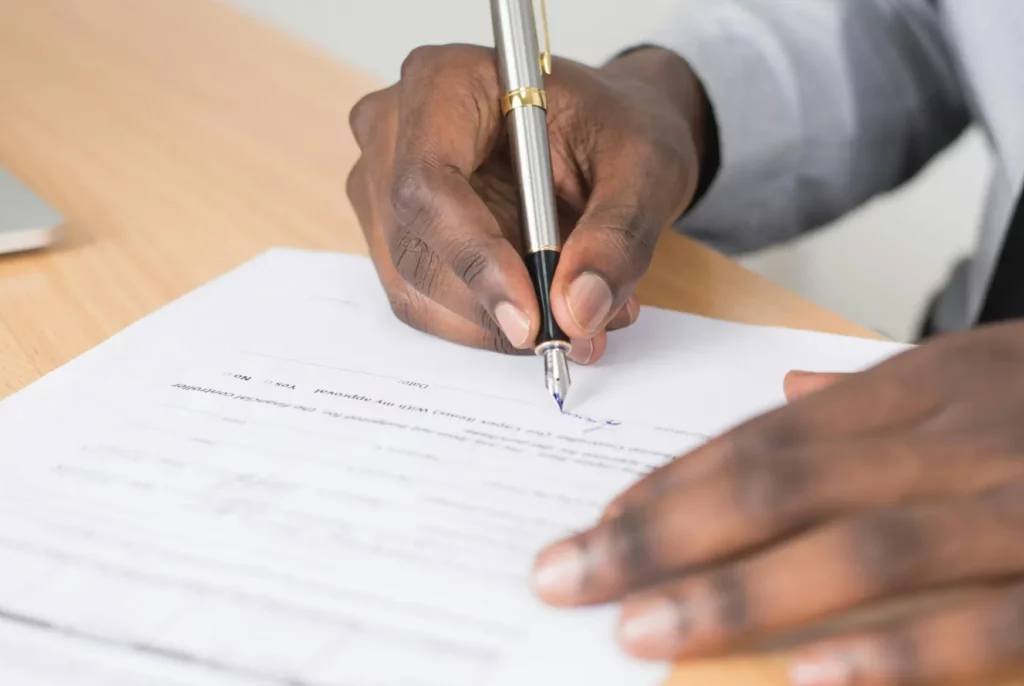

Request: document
left=0, top=249, right=909, bottom=685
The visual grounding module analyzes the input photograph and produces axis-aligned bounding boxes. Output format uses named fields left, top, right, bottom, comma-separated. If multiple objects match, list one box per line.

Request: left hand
left=532, top=322, right=1024, bottom=686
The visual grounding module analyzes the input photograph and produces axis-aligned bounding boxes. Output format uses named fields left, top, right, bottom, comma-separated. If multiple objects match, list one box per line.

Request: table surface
left=0, top=1, right=938, bottom=684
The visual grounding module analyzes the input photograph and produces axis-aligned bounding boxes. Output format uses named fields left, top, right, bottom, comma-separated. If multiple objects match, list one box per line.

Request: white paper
left=0, top=249, right=909, bottom=685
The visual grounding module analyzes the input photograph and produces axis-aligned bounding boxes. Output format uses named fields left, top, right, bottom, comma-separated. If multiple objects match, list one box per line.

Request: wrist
left=602, top=45, right=720, bottom=210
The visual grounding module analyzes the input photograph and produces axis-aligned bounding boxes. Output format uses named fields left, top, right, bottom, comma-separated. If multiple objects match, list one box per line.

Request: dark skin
left=348, top=44, right=1024, bottom=686
left=347, top=44, right=707, bottom=363
left=534, top=334, right=1024, bottom=686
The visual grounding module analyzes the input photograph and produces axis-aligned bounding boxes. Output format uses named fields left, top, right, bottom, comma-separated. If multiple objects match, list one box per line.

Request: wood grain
left=1, top=1, right=987, bottom=685
left=0, top=0, right=876, bottom=401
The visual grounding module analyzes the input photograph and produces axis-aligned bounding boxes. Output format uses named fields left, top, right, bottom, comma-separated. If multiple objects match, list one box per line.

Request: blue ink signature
left=563, top=412, right=622, bottom=432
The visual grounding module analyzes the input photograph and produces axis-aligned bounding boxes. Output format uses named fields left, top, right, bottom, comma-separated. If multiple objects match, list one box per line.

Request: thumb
left=783, top=370, right=850, bottom=402
left=550, top=147, right=695, bottom=340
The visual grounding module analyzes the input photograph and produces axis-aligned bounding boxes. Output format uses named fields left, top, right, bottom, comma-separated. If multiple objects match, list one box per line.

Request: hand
left=346, top=45, right=711, bottom=364
left=532, top=323, right=1024, bottom=686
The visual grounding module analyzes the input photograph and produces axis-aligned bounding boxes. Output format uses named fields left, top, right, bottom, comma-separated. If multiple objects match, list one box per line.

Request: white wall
left=227, top=0, right=687, bottom=79
left=229, top=0, right=990, bottom=342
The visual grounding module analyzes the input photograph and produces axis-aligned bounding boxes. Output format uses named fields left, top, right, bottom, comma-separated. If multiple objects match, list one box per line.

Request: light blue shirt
left=652, top=0, right=1024, bottom=333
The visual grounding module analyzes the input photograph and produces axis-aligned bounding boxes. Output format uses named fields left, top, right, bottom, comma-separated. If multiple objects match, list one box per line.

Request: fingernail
left=789, top=654, right=854, bottom=686
left=494, top=302, right=531, bottom=348
left=532, top=542, right=585, bottom=600
left=568, top=338, right=594, bottom=364
left=566, top=272, right=613, bottom=334
left=619, top=596, right=690, bottom=657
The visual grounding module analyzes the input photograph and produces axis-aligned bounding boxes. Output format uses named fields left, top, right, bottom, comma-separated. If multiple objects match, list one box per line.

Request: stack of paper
left=0, top=249, right=907, bottom=685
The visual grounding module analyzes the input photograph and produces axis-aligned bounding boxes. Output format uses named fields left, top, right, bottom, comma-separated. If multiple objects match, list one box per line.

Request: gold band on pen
left=500, top=87, right=547, bottom=115
left=526, top=244, right=560, bottom=253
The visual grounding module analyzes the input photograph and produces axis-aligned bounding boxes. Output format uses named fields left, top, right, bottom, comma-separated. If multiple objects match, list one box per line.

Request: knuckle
left=706, top=567, right=751, bottom=633
left=390, top=168, right=440, bottom=235
left=388, top=230, right=445, bottom=297
left=448, top=237, right=495, bottom=289
left=604, top=506, right=656, bottom=587
left=401, top=44, right=494, bottom=85
left=400, top=45, right=443, bottom=82
left=345, top=161, right=366, bottom=205
left=631, top=136, right=690, bottom=182
left=743, top=415, right=807, bottom=451
left=848, top=510, right=933, bottom=592
left=591, top=207, right=658, bottom=276
left=348, top=90, right=386, bottom=143
left=634, top=137, right=685, bottom=171
left=731, top=451, right=813, bottom=524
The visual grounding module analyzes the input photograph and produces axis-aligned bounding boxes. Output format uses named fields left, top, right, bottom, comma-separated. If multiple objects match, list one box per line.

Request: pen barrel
left=506, top=107, right=560, bottom=257
left=490, top=0, right=544, bottom=93
left=509, top=108, right=566, bottom=348
left=491, top=0, right=567, bottom=349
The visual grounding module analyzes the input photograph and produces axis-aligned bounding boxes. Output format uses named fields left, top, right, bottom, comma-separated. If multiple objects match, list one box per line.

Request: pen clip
left=536, top=0, right=552, bottom=75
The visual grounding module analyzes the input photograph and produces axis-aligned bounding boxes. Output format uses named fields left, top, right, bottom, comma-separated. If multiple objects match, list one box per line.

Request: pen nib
left=543, top=345, right=570, bottom=413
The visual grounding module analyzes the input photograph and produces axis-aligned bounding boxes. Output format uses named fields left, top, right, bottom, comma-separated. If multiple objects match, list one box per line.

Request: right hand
left=346, top=44, right=711, bottom=364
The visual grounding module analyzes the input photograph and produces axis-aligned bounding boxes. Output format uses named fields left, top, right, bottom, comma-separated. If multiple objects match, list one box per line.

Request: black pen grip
left=525, top=249, right=567, bottom=347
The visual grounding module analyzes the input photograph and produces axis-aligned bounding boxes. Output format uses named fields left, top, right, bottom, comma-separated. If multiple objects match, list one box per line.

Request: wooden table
left=0, top=1, right=906, bottom=684
left=0, top=0, right=877, bottom=402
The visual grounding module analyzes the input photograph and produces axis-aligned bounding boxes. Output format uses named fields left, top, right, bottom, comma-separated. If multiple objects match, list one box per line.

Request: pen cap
left=490, top=0, right=544, bottom=92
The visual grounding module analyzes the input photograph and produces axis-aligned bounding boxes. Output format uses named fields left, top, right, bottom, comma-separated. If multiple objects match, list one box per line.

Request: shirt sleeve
left=648, top=0, right=970, bottom=254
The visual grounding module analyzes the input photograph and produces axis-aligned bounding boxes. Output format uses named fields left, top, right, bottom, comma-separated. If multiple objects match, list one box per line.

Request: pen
left=489, top=0, right=571, bottom=412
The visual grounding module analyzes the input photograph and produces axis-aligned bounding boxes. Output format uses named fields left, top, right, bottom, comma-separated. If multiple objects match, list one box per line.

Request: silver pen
left=489, top=0, right=571, bottom=411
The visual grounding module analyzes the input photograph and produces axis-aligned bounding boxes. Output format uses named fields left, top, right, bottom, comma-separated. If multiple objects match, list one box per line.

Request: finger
left=349, top=85, right=397, bottom=152
left=612, top=485, right=1024, bottom=660
left=745, top=350, right=946, bottom=443
left=356, top=155, right=606, bottom=361
left=607, top=295, right=640, bottom=332
left=784, top=371, right=851, bottom=403
left=564, top=298, right=634, bottom=366
left=538, top=455, right=1024, bottom=609
left=389, top=45, right=540, bottom=347
left=375, top=245, right=524, bottom=352
left=346, top=157, right=374, bottom=239
left=789, top=582, right=1024, bottom=686
left=568, top=332, right=607, bottom=365
left=354, top=154, right=525, bottom=354
left=376, top=162, right=523, bottom=345
left=351, top=86, right=531, bottom=349
left=550, top=137, right=696, bottom=340
left=600, top=434, right=732, bottom=522
left=603, top=352, right=945, bottom=516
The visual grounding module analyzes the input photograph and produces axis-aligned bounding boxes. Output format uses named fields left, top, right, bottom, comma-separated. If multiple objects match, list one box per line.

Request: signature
left=563, top=412, right=622, bottom=432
